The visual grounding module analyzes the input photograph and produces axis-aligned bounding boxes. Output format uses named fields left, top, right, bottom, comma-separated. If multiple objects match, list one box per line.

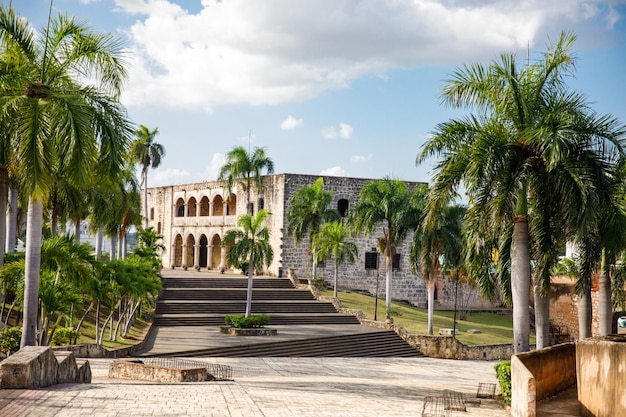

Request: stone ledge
left=219, top=326, right=277, bottom=336
left=108, top=360, right=207, bottom=383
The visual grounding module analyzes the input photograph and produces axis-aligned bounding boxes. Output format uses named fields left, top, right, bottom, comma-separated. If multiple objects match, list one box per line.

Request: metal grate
left=140, top=358, right=233, bottom=381
left=421, top=396, right=448, bottom=417
left=476, top=382, right=496, bottom=399
left=443, top=390, right=466, bottom=412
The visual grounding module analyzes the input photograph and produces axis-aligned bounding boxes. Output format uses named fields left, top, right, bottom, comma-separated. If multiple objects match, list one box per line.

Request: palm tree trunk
left=6, top=181, right=18, bottom=253
left=598, top=250, right=612, bottom=336
left=110, top=236, right=117, bottom=260
left=578, top=287, right=592, bottom=339
left=245, top=252, right=254, bottom=317
left=74, top=221, right=81, bottom=243
left=95, top=229, right=103, bottom=259
left=333, top=262, right=339, bottom=299
left=511, top=214, right=531, bottom=353
left=534, top=280, right=551, bottom=349
left=385, top=255, right=393, bottom=321
left=75, top=302, right=94, bottom=333
left=143, top=172, right=149, bottom=228
left=426, top=274, right=436, bottom=335
left=21, top=197, right=44, bottom=348
left=0, top=167, right=7, bottom=268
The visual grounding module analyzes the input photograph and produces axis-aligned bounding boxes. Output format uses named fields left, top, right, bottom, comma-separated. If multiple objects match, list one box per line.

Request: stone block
left=108, top=360, right=207, bottom=383
left=76, top=360, right=92, bottom=383
left=0, top=346, right=58, bottom=388
left=55, top=351, right=78, bottom=384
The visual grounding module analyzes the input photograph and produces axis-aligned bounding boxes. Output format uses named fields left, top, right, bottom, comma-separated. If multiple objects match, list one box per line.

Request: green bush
left=225, top=314, right=270, bottom=328
left=51, top=327, right=80, bottom=346
left=494, top=361, right=512, bottom=405
left=0, top=326, right=22, bottom=356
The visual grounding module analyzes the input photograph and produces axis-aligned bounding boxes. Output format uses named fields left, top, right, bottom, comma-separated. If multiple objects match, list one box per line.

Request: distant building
left=145, top=174, right=432, bottom=306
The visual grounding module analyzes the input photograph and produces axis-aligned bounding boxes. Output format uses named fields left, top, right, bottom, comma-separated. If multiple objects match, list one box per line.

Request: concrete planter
left=219, top=326, right=277, bottom=336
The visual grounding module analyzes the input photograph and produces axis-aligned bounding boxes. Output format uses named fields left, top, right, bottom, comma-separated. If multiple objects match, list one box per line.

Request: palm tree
left=312, top=221, right=358, bottom=298
left=411, top=203, right=465, bottom=335
left=222, top=210, right=274, bottom=317
left=286, top=177, right=341, bottom=279
left=417, top=32, right=625, bottom=353
left=130, top=125, right=164, bottom=228
left=218, top=146, right=274, bottom=214
left=0, top=7, right=132, bottom=346
left=349, top=178, right=427, bottom=320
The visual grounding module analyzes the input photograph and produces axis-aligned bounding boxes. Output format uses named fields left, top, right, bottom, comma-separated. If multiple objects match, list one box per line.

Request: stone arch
left=175, top=198, right=185, bottom=217
left=187, top=196, right=197, bottom=216
left=173, top=234, right=183, bottom=267
left=199, top=196, right=210, bottom=216
left=212, top=195, right=224, bottom=216
left=210, top=234, right=222, bottom=269
left=337, top=198, right=349, bottom=217
left=226, top=195, right=237, bottom=215
left=199, top=234, right=208, bottom=268
left=185, top=234, right=196, bottom=267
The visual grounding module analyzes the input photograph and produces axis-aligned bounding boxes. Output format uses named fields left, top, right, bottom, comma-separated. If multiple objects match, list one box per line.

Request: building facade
left=145, top=173, right=443, bottom=307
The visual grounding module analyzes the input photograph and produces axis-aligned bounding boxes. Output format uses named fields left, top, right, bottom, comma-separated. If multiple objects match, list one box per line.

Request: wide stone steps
left=158, top=289, right=315, bottom=301
left=156, top=301, right=338, bottom=314
left=141, top=331, right=422, bottom=358
left=162, top=277, right=295, bottom=289
left=153, top=313, right=361, bottom=326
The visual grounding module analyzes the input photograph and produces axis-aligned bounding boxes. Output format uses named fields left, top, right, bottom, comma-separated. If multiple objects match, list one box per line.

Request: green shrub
left=51, top=327, right=80, bottom=346
left=0, top=326, right=22, bottom=356
left=494, top=361, right=512, bottom=405
left=225, top=314, right=270, bottom=328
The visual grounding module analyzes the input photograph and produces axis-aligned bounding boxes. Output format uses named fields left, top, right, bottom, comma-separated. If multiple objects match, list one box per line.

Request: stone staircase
left=147, top=274, right=422, bottom=357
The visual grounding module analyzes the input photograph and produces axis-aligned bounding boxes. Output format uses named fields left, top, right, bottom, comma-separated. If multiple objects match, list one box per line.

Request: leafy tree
left=411, top=203, right=465, bottom=335
left=417, top=32, right=625, bottom=352
left=130, top=125, right=164, bottom=228
left=287, top=177, right=340, bottom=279
left=222, top=210, right=274, bottom=317
left=0, top=7, right=131, bottom=347
left=312, top=221, right=358, bottom=298
left=349, top=178, right=427, bottom=320
left=218, top=146, right=274, bottom=214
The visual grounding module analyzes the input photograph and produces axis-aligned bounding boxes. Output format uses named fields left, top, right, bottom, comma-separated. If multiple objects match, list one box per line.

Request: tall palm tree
left=312, top=221, right=358, bottom=298
left=286, top=177, right=340, bottom=279
left=0, top=7, right=132, bottom=346
left=222, top=210, right=274, bottom=317
left=411, top=203, right=465, bottom=335
left=218, top=146, right=274, bottom=214
left=418, top=32, right=625, bottom=353
left=349, top=178, right=427, bottom=320
left=130, top=125, right=164, bottom=228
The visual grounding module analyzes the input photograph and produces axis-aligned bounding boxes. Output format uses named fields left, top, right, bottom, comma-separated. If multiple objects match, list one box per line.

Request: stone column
left=208, top=245, right=213, bottom=269
left=196, top=201, right=201, bottom=217
left=182, top=243, right=188, bottom=269
left=220, top=246, right=227, bottom=271
left=170, top=244, right=176, bottom=269
left=194, top=244, right=200, bottom=270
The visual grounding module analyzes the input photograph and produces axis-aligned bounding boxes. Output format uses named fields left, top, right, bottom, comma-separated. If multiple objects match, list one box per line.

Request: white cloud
left=150, top=167, right=192, bottom=187
left=351, top=154, right=372, bottom=163
left=280, top=115, right=303, bottom=131
left=117, top=0, right=617, bottom=109
left=322, top=122, right=353, bottom=139
left=320, top=166, right=349, bottom=176
left=339, top=123, right=354, bottom=139
left=199, top=152, right=226, bottom=182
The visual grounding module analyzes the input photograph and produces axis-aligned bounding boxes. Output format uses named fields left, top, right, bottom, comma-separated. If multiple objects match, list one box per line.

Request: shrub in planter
left=0, top=326, right=22, bottom=356
left=494, top=361, right=511, bottom=406
left=225, top=314, right=270, bottom=328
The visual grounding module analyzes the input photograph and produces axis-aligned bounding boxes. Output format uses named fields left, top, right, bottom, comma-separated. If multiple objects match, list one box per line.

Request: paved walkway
left=1, top=356, right=508, bottom=417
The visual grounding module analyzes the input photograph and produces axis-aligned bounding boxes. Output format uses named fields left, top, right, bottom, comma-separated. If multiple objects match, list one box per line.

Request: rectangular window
left=393, top=253, right=401, bottom=270
left=157, top=222, right=161, bottom=234
left=364, top=252, right=378, bottom=270
left=150, top=207, right=155, bottom=220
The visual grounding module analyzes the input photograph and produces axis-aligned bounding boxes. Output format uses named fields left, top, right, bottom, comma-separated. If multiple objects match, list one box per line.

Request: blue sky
left=14, top=0, right=626, bottom=187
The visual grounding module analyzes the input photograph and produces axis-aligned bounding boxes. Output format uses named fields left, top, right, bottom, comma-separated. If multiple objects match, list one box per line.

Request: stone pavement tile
left=0, top=357, right=510, bottom=417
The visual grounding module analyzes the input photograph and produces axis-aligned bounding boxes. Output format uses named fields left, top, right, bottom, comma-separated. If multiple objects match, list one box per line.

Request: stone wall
left=510, top=343, right=576, bottom=417
left=577, top=336, right=626, bottom=417
left=0, top=346, right=91, bottom=389
left=108, top=360, right=207, bottom=383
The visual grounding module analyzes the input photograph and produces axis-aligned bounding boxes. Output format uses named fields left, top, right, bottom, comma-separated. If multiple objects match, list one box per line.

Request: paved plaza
left=1, top=356, right=508, bottom=417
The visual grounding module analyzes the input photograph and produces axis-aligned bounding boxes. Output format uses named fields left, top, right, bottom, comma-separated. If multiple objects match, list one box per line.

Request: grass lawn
left=320, top=289, right=533, bottom=346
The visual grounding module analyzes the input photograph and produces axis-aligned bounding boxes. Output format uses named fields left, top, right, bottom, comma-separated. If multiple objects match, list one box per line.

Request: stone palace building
left=144, top=173, right=442, bottom=307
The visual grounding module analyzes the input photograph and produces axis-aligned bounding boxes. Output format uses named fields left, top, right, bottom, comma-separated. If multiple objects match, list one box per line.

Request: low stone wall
left=109, top=360, right=207, bottom=383
left=511, top=343, right=576, bottom=417
left=51, top=322, right=155, bottom=358
left=0, top=346, right=91, bottom=389
left=577, top=336, right=626, bottom=417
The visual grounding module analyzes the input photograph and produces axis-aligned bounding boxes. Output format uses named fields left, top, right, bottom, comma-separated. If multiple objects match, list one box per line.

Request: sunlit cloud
left=280, top=115, right=303, bottom=130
